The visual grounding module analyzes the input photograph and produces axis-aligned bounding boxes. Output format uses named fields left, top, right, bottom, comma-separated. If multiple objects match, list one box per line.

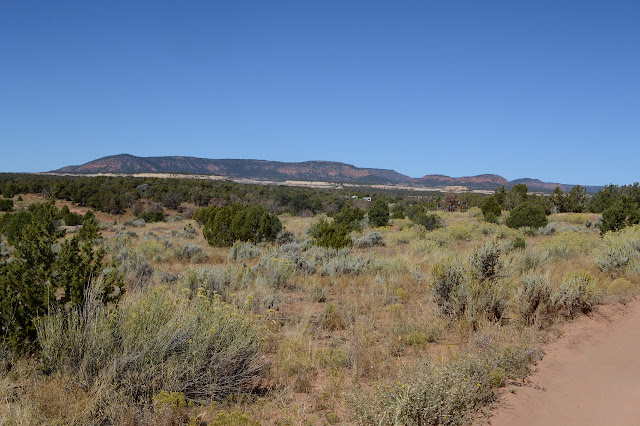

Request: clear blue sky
left=1, top=1, right=638, bottom=185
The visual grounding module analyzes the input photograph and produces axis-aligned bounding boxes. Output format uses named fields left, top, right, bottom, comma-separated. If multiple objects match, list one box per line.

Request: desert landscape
left=1, top=172, right=640, bottom=424
left=3, top=2, right=639, bottom=424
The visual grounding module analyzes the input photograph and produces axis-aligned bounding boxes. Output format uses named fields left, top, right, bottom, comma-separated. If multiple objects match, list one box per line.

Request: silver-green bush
left=37, top=284, right=266, bottom=413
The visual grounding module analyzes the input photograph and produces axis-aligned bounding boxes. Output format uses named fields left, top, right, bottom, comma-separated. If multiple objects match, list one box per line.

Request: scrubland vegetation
left=1, top=175, right=640, bottom=424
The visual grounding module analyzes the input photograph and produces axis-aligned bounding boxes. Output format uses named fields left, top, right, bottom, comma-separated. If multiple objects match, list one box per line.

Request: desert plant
left=355, top=355, right=496, bottom=425
left=197, top=204, right=282, bottom=247
left=228, top=241, right=263, bottom=261
left=431, top=258, right=468, bottom=318
left=448, top=223, right=473, bottom=241
left=37, top=285, right=266, bottom=411
left=391, top=205, right=406, bottom=219
left=368, top=199, right=390, bottom=227
left=596, top=224, right=640, bottom=275
left=469, top=241, right=501, bottom=282
left=0, top=198, right=14, bottom=212
left=552, top=271, right=599, bottom=317
left=412, top=212, right=442, bottom=231
left=308, top=218, right=351, bottom=249
left=320, top=251, right=371, bottom=276
left=506, top=202, right=548, bottom=229
left=353, top=231, right=386, bottom=248
left=513, top=237, right=526, bottom=250
left=432, top=256, right=507, bottom=324
left=481, top=196, right=502, bottom=220
left=140, top=239, right=166, bottom=260
left=172, top=243, right=208, bottom=263
left=333, top=205, right=365, bottom=232
left=538, top=222, right=557, bottom=235
left=518, top=272, right=552, bottom=326
left=257, top=256, right=296, bottom=289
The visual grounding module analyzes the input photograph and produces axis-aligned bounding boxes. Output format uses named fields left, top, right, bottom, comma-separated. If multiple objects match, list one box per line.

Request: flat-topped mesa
left=51, top=154, right=601, bottom=193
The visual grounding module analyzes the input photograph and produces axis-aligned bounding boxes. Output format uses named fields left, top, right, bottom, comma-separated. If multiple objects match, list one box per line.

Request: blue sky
left=1, top=1, right=638, bottom=185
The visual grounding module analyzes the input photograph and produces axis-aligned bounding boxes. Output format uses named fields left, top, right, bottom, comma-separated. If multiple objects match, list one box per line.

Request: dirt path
left=482, top=298, right=640, bottom=426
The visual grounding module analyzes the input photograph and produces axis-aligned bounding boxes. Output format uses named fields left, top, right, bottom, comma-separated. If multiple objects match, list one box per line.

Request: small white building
left=363, top=197, right=372, bottom=202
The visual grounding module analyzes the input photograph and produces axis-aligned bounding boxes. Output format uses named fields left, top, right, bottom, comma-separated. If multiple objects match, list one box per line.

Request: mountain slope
left=53, top=154, right=413, bottom=184
left=52, top=154, right=599, bottom=193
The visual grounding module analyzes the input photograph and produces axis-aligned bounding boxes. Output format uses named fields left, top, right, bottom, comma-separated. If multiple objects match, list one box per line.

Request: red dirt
left=481, top=298, right=640, bottom=425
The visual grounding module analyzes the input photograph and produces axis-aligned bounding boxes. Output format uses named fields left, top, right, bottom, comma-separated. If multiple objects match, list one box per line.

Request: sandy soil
left=481, top=298, right=640, bottom=426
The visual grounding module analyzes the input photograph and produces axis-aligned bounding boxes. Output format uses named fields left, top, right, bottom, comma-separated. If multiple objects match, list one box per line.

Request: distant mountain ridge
left=51, top=154, right=600, bottom=193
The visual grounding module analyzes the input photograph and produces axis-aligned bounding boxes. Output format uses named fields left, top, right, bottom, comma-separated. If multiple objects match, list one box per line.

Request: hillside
left=53, top=154, right=413, bottom=184
left=52, top=154, right=598, bottom=193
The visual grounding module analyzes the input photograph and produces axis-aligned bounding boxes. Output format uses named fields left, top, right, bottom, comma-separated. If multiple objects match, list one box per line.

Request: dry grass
left=5, top=200, right=640, bottom=424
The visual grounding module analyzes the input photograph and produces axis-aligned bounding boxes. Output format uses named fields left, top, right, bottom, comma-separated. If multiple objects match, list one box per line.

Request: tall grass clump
left=597, top=224, right=640, bottom=276
left=140, top=239, right=166, bottom=261
left=540, top=231, right=598, bottom=260
left=37, top=284, right=266, bottom=420
left=448, top=222, right=473, bottom=241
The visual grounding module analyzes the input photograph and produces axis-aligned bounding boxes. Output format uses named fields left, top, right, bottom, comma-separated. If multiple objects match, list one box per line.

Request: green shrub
left=0, top=209, right=119, bottom=354
left=0, top=198, right=14, bottom=212
left=513, top=237, right=526, bottom=250
left=60, top=205, right=84, bottom=226
left=412, top=212, right=442, bottom=231
left=484, top=212, right=498, bottom=224
left=333, top=205, right=365, bottom=232
left=368, top=199, right=390, bottom=227
left=392, top=205, right=406, bottom=219
left=506, top=202, right=548, bottom=229
left=309, top=218, right=351, bottom=249
left=197, top=204, right=282, bottom=247
left=137, top=209, right=164, bottom=223
left=599, top=202, right=640, bottom=234
left=481, top=196, right=502, bottom=220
